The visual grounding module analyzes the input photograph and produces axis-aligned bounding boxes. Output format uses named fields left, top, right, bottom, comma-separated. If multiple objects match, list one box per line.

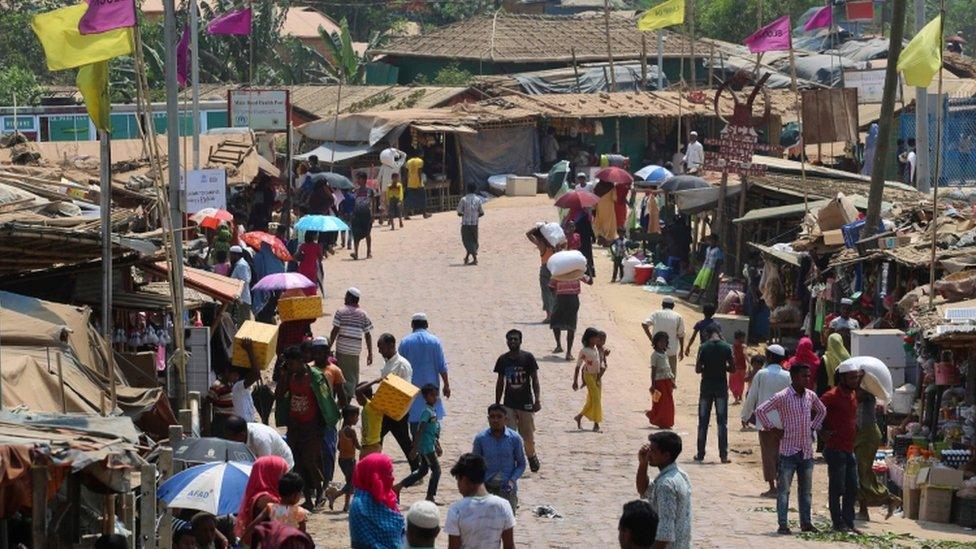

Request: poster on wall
left=180, top=168, right=227, bottom=214
left=228, top=89, right=289, bottom=131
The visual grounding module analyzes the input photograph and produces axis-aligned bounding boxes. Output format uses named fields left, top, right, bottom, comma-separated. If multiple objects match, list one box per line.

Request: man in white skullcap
left=819, top=360, right=862, bottom=533
left=741, top=344, right=792, bottom=497
left=683, top=130, right=704, bottom=174
left=406, top=500, right=441, bottom=548
left=229, top=245, right=252, bottom=327
left=828, top=298, right=860, bottom=349
left=329, top=287, right=374, bottom=398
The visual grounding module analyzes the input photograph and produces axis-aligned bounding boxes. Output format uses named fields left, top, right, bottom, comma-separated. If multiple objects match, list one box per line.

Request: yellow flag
left=637, top=0, right=685, bottom=31
left=897, top=15, right=942, bottom=87
left=32, top=4, right=133, bottom=72
left=77, top=62, right=110, bottom=132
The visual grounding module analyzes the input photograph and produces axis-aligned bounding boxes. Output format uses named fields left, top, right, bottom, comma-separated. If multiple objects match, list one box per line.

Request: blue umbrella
left=158, top=461, right=252, bottom=515
left=295, top=215, right=350, bottom=233
left=634, top=164, right=674, bottom=184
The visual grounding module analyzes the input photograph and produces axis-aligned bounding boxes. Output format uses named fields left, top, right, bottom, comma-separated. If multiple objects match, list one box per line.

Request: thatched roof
left=372, top=12, right=695, bottom=63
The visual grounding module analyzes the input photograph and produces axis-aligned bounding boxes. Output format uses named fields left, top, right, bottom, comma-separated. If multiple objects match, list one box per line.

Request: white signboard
left=228, top=89, right=289, bottom=131
left=843, top=69, right=901, bottom=103
left=180, top=169, right=227, bottom=214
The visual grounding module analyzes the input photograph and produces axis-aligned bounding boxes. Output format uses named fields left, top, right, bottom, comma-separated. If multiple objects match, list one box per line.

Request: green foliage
left=325, top=1, right=495, bottom=41
left=318, top=17, right=377, bottom=84
left=0, top=66, right=41, bottom=106
left=430, top=63, right=474, bottom=86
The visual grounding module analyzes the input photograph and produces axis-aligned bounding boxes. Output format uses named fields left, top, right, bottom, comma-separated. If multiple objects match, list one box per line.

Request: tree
left=317, top=18, right=383, bottom=84
left=0, top=66, right=41, bottom=106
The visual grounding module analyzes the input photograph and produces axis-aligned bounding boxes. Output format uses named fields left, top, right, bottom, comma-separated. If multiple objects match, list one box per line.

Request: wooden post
left=641, top=33, right=648, bottom=87
left=168, top=425, right=183, bottom=475
left=179, top=408, right=193, bottom=436
left=63, top=475, right=81, bottom=545
left=571, top=47, right=582, bottom=93
left=158, top=448, right=173, bottom=549
left=31, top=466, right=47, bottom=549
left=0, top=520, right=8, bottom=549
left=201, top=395, right=212, bottom=436
left=121, top=493, right=136, bottom=549
left=140, top=463, right=158, bottom=549
left=688, top=0, right=697, bottom=88
left=603, top=0, right=617, bottom=91
left=56, top=353, right=66, bottom=413
left=928, top=5, right=946, bottom=306
left=104, top=495, right=115, bottom=535
left=735, top=176, right=750, bottom=272
left=454, top=136, right=464, bottom=199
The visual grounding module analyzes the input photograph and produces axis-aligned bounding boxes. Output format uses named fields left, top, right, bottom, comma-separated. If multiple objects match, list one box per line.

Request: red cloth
left=645, top=379, right=675, bottom=429
left=819, top=386, right=858, bottom=452
left=234, top=456, right=289, bottom=538
left=253, top=521, right=315, bottom=549
left=730, top=342, right=747, bottom=399
left=614, top=202, right=627, bottom=229
left=566, top=233, right=581, bottom=251
left=288, top=374, right=320, bottom=424
left=353, top=453, right=400, bottom=512
left=784, top=337, right=822, bottom=389
left=297, top=242, right=322, bottom=297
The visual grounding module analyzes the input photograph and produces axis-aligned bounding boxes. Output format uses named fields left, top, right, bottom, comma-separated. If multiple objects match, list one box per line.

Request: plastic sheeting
left=458, top=126, right=538, bottom=190
left=774, top=54, right=865, bottom=88
left=516, top=63, right=668, bottom=94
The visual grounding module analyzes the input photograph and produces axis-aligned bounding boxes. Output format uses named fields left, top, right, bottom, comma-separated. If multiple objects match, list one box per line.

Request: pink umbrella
left=190, top=208, right=234, bottom=224
left=252, top=272, right=315, bottom=292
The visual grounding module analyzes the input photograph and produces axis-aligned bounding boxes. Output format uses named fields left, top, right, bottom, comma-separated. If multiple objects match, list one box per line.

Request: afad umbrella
left=547, top=160, right=571, bottom=198
left=173, top=437, right=256, bottom=464
left=252, top=272, right=315, bottom=292
left=634, top=165, right=674, bottom=184
left=554, top=189, right=600, bottom=210
left=240, top=231, right=292, bottom=262
left=308, top=172, right=354, bottom=190
left=659, top=175, right=710, bottom=192
left=295, top=215, right=350, bottom=233
left=158, top=461, right=252, bottom=515
left=594, top=167, right=634, bottom=186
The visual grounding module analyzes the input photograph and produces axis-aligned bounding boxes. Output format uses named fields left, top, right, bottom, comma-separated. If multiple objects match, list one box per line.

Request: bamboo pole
left=603, top=0, right=617, bottom=91
left=788, top=47, right=809, bottom=211
left=31, top=467, right=47, bottom=547
left=929, top=5, right=946, bottom=307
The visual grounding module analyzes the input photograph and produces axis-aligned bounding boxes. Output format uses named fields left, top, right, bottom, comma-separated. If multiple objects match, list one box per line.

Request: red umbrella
left=595, top=167, right=634, bottom=186
left=240, top=231, right=293, bottom=262
left=554, top=190, right=600, bottom=210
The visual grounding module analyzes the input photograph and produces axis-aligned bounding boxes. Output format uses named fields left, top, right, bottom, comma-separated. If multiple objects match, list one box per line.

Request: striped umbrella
left=158, top=461, right=252, bottom=515
left=634, top=164, right=674, bottom=184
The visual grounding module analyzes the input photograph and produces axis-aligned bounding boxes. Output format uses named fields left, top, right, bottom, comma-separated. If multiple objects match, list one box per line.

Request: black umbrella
left=659, top=175, right=710, bottom=192
left=173, top=437, right=256, bottom=464
left=308, top=172, right=354, bottom=190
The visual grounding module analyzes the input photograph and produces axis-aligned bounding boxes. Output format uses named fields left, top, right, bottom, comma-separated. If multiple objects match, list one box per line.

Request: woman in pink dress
left=295, top=231, right=323, bottom=296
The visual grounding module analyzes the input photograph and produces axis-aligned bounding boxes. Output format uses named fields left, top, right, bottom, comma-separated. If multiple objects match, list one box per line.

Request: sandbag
left=541, top=222, right=566, bottom=247
left=934, top=270, right=976, bottom=301
left=840, top=356, right=893, bottom=403
left=547, top=250, right=587, bottom=277
left=552, top=268, right=586, bottom=282
left=380, top=148, right=401, bottom=168
left=621, top=256, right=641, bottom=283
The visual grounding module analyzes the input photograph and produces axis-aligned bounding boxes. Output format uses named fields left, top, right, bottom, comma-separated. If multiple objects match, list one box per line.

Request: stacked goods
left=278, top=295, right=323, bottom=321
left=371, top=375, right=420, bottom=420
left=540, top=222, right=566, bottom=247
left=232, top=321, right=279, bottom=369
left=548, top=250, right=588, bottom=282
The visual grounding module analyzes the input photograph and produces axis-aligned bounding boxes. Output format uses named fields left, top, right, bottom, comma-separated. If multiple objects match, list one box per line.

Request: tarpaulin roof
left=294, top=143, right=373, bottom=163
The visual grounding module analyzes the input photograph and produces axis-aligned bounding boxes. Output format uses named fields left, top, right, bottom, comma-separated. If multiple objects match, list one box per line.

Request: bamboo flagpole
left=929, top=3, right=946, bottom=307
left=787, top=46, right=810, bottom=211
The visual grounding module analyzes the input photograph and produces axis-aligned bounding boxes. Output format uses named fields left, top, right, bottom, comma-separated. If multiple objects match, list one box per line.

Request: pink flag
left=177, top=24, right=190, bottom=87
left=207, top=8, right=252, bottom=35
left=803, top=5, right=832, bottom=31
left=78, top=0, right=136, bottom=35
left=744, top=15, right=792, bottom=53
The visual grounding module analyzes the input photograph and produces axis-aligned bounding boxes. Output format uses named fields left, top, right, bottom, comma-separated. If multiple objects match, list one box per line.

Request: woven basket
left=278, top=296, right=323, bottom=321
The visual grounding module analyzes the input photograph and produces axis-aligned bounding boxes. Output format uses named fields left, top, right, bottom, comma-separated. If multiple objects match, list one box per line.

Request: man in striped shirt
left=456, top=183, right=484, bottom=265
left=756, top=363, right=827, bottom=536
left=329, top=287, right=374, bottom=399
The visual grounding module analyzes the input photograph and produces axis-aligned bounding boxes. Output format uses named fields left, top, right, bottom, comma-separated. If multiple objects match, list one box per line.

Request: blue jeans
left=777, top=452, right=814, bottom=529
left=696, top=391, right=728, bottom=459
left=823, top=448, right=858, bottom=529
left=322, top=426, right=337, bottom=486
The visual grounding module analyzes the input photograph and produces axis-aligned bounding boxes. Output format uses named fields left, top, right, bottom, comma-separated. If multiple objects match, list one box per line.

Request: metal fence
left=899, top=95, right=976, bottom=187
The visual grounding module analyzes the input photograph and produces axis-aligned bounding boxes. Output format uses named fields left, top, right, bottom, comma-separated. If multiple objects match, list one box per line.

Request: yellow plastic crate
left=231, top=321, right=279, bottom=370
left=278, top=295, right=323, bottom=321
left=371, top=375, right=420, bottom=421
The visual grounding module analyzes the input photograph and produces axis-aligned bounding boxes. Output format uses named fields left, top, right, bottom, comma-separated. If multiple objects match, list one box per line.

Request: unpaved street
left=304, top=195, right=969, bottom=548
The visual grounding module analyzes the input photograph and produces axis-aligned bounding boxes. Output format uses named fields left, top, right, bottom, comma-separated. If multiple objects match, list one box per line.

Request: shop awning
left=749, top=242, right=803, bottom=266
left=294, top=142, right=373, bottom=163
left=142, top=262, right=244, bottom=303
left=412, top=123, right=477, bottom=134
left=734, top=200, right=830, bottom=224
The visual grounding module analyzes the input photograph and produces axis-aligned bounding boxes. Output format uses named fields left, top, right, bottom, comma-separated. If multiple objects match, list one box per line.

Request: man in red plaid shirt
left=756, top=363, right=827, bottom=536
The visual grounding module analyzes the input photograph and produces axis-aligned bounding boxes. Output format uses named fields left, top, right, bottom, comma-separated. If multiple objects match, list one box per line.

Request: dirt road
left=303, top=195, right=970, bottom=548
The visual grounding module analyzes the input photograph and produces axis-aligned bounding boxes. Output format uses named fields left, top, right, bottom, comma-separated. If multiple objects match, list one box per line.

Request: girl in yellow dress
left=573, top=327, right=607, bottom=432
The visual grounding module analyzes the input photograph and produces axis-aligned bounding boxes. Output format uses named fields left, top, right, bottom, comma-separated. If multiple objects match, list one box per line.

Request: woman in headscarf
left=823, top=333, right=851, bottom=388
left=234, top=456, right=290, bottom=544
left=784, top=337, right=823, bottom=392
left=348, top=453, right=404, bottom=549
left=855, top=388, right=900, bottom=520
left=860, top=123, right=879, bottom=176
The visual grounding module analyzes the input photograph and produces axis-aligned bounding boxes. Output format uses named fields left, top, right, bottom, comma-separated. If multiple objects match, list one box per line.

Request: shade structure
left=554, top=189, right=600, bottom=210
left=634, top=164, right=673, bottom=184
left=295, top=215, right=350, bottom=233
left=253, top=272, right=315, bottom=292
left=240, top=231, right=292, bottom=261
left=158, top=461, right=252, bottom=515
left=547, top=160, right=571, bottom=198
left=308, top=172, right=354, bottom=190
left=190, top=208, right=234, bottom=224
left=173, top=437, right=256, bottom=464
left=659, top=175, right=710, bottom=192
left=594, top=166, right=634, bottom=185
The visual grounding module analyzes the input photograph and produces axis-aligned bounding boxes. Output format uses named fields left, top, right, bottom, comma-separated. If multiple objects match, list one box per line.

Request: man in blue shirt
left=473, top=404, right=527, bottom=512
left=399, top=313, right=451, bottom=435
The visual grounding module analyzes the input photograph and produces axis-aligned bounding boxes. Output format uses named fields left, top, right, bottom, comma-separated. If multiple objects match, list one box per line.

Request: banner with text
left=228, top=89, right=289, bottom=131
left=181, top=168, right=227, bottom=214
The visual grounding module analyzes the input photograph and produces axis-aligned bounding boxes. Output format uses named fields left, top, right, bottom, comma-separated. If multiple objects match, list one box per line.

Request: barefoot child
left=332, top=405, right=361, bottom=511
left=396, top=384, right=443, bottom=504
left=573, top=328, right=606, bottom=432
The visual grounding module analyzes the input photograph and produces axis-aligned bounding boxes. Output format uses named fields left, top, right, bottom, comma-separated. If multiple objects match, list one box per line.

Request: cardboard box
left=278, top=295, right=323, bottom=321
left=918, top=465, right=965, bottom=489
left=370, top=374, right=420, bottom=421
left=232, top=321, right=279, bottom=369
left=823, top=229, right=845, bottom=246
left=919, top=486, right=954, bottom=523
left=903, top=486, right=921, bottom=519
left=506, top=176, right=537, bottom=197
left=817, top=192, right=859, bottom=231
left=879, top=235, right=911, bottom=249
